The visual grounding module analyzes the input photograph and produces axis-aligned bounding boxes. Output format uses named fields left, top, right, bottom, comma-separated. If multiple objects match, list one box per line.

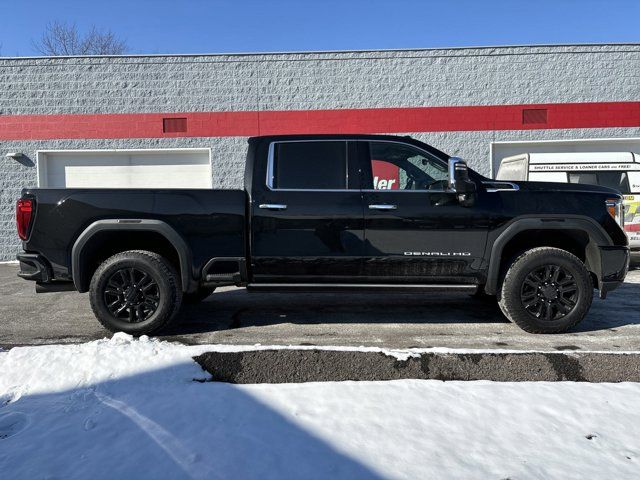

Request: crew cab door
left=250, top=140, right=364, bottom=282
left=360, top=140, right=489, bottom=283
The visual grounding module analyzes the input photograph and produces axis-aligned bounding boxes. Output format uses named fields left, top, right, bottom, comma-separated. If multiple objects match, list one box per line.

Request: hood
left=512, top=181, right=622, bottom=197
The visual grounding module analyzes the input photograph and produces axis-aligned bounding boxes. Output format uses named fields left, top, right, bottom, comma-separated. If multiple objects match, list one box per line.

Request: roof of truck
left=248, top=134, right=450, bottom=159
left=249, top=133, right=415, bottom=142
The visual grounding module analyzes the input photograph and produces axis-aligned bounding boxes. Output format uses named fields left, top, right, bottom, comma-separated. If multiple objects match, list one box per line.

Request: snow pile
left=0, top=333, right=207, bottom=398
left=1, top=335, right=639, bottom=479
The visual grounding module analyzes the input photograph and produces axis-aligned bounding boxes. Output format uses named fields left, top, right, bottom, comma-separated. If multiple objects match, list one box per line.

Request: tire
left=498, top=247, right=593, bottom=334
left=89, top=250, right=183, bottom=335
left=183, top=287, right=215, bottom=304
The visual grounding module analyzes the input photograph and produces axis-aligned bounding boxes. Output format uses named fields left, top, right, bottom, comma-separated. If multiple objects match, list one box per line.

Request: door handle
left=368, top=204, right=397, bottom=210
left=259, top=203, right=288, bottom=210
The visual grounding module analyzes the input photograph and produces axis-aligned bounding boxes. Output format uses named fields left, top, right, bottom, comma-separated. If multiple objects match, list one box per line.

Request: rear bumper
left=17, top=253, right=51, bottom=282
left=598, top=246, right=630, bottom=298
left=17, top=253, right=76, bottom=292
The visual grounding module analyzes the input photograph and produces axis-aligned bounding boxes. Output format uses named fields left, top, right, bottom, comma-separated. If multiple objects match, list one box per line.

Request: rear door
left=250, top=140, right=364, bottom=282
left=360, top=140, right=490, bottom=283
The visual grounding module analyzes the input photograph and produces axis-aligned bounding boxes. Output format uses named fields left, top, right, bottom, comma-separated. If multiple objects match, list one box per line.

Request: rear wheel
left=89, top=250, right=183, bottom=335
left=498, top=247, right=593, bottom=333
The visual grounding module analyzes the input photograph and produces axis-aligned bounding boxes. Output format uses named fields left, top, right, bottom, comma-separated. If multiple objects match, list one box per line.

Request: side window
left=270, top=141, right=348, bottom=190
left=496, top=156, right=528, bottom=181
left=368, top=141, right=448, bottom=190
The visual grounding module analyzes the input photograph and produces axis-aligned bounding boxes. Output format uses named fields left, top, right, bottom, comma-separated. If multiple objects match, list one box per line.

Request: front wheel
left=498, top=247, right=593, bottom=334
left=89, top=250, right=183, bottom=335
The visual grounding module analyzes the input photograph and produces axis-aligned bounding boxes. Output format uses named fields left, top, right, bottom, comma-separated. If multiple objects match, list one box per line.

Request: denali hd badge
left=404, top=251, right=472, bottom=256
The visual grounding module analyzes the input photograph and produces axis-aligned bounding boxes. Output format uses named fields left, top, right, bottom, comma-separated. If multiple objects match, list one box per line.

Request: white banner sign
left=530, top=163, right=636, bottom=172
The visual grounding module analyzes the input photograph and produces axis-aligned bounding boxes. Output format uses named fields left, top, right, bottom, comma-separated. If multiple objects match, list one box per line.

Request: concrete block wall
left=1, top=44, right=639, bottom=260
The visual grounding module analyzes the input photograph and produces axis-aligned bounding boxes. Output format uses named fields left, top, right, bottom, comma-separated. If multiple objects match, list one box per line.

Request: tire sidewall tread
left=89, top=250, right=183, bottom=335
left=498, top=247, right=593, bottom=334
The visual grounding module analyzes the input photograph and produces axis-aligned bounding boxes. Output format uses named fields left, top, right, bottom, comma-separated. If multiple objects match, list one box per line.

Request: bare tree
left=33, top=21, right=128, bottom=56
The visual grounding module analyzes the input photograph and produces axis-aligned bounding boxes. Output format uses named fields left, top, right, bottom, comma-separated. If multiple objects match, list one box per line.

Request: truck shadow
left=572, top=280, right=640, bottom=333
left=173, top=290, right=509, bottom=335
left=170, top=281, right=640, bottom=335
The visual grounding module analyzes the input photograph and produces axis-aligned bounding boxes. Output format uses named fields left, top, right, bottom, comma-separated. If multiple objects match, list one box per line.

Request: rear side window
left=496, top=156, right=528, bottom=181
left=568, top=171, right=631, bottom=194
left=270, top=141, right=348, bottom=190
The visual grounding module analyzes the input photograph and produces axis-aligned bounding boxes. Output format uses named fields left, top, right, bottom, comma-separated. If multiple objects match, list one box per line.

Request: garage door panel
left=39, top=149, right=212, bottom=189
left=63, top=164, right=212, bottom=188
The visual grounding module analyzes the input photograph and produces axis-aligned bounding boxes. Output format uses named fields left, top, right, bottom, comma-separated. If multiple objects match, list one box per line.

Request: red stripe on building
left=0, top=102, right=638, bottom=140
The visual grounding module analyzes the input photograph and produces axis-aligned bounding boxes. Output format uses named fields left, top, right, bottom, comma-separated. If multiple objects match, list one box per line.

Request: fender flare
left=484, top=215, right=612, bottom=295
left=71, top=219, right=194, bottom=293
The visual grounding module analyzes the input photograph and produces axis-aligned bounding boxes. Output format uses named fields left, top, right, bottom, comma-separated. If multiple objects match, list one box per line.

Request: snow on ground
left=1, top=335, right=639, bottom=480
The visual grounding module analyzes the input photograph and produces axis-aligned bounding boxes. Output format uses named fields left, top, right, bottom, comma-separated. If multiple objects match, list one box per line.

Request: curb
left=195, top=350, right=640, bottom=383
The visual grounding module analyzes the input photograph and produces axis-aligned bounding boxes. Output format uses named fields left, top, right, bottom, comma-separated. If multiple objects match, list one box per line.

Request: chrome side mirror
left=448, top=157, right=476, bottom=205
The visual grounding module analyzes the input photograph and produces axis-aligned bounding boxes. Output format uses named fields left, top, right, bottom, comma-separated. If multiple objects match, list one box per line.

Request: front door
left=250, top=140, right=364, bottom=282
left=360, top=140, right=490, bottom=284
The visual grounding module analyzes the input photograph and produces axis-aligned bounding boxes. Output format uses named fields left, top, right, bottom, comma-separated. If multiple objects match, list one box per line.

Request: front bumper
left=598, top=246, right=630, bottom=298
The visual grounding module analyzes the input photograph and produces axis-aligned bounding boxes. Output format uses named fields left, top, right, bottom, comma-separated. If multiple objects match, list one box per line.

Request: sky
left=0, top=0, right=638, bottom=56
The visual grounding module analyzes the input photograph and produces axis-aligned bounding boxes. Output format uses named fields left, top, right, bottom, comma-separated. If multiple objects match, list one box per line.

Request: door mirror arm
left=448, top=157, right=477, bottom=206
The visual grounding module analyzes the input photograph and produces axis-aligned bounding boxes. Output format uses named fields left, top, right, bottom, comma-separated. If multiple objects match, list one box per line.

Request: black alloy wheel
left=89, top=250, right=183, bottom=335
left=520, top=264, right=578, bottom=321
left=498, top=247, right=593, bottom=334
left=104, top=267, right=160, bottom=323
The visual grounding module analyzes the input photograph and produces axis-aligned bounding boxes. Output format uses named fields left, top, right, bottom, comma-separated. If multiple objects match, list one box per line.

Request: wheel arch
left=484, top=216, right=612, bottom=295
left=71, top=219, right=195, bottom=293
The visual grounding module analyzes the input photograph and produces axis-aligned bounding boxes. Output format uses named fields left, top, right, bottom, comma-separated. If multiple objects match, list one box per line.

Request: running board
left=246, top=283, right=478, bottom=293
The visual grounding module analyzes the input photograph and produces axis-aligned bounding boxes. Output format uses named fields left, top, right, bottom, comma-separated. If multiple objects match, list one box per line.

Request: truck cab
left=247, top=135, right=488, bottom=286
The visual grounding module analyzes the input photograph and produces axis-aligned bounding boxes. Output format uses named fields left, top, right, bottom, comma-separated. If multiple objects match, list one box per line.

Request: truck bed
left=20, top=188, right=247, bottom=282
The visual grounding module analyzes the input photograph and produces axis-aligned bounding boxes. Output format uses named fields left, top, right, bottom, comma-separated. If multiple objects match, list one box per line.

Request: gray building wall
left=1, top=44, right=639, bottom=260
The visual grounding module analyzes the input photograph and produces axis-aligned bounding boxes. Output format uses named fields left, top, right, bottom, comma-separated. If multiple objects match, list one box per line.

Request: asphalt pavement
left=1, top=263, right=640, bottom=351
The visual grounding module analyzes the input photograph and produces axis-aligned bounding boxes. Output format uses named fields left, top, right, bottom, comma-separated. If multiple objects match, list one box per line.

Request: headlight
left=606, top=198, right=624, bottom=228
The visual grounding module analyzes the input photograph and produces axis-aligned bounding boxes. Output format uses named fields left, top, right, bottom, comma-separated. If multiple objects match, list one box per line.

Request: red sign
left=372, top=160, right=400, bottom=189
left=0, top=102, right=638, bottom=140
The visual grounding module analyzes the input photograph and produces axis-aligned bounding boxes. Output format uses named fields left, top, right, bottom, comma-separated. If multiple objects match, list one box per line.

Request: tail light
left=625, top=223, right=640, bottom=232
left=606, top=198, right=624, bottom=229
left=16, top=198, right=34, bottom=240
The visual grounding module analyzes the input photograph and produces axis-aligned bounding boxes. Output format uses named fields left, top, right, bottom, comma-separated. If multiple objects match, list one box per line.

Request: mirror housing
left=448, top=157, right=476, bottom=205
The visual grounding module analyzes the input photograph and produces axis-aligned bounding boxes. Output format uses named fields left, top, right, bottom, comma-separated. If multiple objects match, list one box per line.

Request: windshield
left=568, top=171, right=631, bottom=194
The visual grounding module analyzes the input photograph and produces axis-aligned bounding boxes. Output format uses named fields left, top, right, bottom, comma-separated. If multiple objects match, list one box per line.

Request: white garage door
left=37, top=149, right=212, bottom=188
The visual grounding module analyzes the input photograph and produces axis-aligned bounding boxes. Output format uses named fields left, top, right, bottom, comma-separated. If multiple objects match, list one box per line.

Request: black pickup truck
left=16, top=134, right=629, bottom=334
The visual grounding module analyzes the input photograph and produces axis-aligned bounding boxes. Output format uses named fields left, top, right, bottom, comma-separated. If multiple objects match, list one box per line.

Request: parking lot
left=1, top=263, right=639, bottom=351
